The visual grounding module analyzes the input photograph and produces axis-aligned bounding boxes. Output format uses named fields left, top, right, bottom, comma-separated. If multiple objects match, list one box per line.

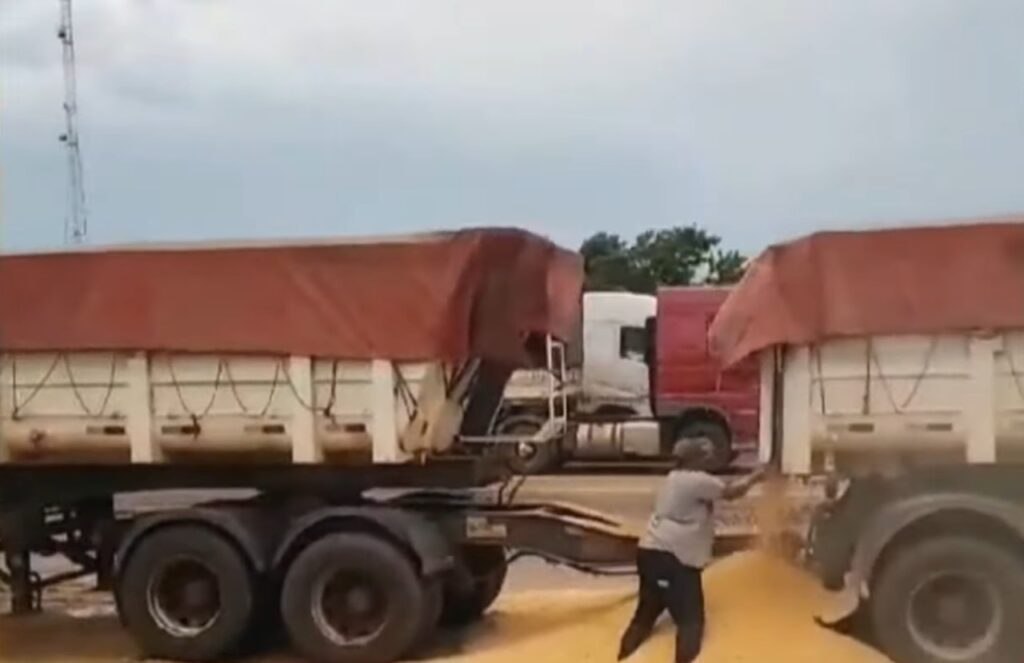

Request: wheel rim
left=906, top=570, right=1003, bottom=661
left=516, top=441, right=538, bottom=460
left=147, top=557, right=222, bottom=638
left=501, top=421, right=543, bottom=465
left=312, top=568, right=388, bottom=646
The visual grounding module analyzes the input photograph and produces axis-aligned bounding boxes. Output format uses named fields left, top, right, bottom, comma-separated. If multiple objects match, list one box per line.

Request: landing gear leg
left=6, top=549, right=36, bottom=614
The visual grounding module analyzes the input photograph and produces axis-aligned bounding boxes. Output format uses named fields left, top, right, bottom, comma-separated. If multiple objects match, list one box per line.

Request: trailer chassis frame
left=0, top=460, right=637, bottom=617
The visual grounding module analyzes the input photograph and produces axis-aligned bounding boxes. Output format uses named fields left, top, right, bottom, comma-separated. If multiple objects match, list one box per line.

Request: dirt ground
left=0, top=551, right=890, bottom=663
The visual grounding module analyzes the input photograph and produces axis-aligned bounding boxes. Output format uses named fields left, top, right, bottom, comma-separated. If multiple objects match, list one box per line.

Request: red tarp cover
left=710, top=220, right=1024, bottom=366
left=0, top=228, right=583, bottom=365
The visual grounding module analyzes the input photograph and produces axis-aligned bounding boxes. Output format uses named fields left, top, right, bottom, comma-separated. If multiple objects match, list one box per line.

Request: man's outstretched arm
left=721, top=466, right=768, bottom=501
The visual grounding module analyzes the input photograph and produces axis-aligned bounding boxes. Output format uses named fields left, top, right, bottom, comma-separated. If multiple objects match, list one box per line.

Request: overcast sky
left=2, top=0, right=1023, bottom=254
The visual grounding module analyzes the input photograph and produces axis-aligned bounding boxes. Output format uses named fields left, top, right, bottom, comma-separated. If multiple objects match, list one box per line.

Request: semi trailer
left=0, top=229, right=638, bottom=663
left=712, top=219, right=1024, bottom=663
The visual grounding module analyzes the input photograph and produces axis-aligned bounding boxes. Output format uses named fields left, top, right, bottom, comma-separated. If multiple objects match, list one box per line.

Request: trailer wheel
left=441, top=546, right=508, bottom=626
left=243, top=581, right=286, bottom=653
left=495, top=416, right=560, bottom=475
left=281, top=533, right=424, bottom=663
left=674, top=420, right=732, bottom=472
left=871, top=536, right=1024, bottom=663
left=414, top=579, right=443, bottom=649
left=117, top=525, right=255, bottom=662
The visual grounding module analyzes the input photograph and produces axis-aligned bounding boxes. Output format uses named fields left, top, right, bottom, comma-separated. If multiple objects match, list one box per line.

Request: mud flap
left=814, top=583, right=861, bottom=628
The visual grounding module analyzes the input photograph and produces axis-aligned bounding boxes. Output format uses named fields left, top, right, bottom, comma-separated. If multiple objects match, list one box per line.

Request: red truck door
left=654, top=288, right=760, bottom=447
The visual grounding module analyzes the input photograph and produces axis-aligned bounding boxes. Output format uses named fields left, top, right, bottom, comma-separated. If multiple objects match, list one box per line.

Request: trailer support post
left=5, top=549, right=35, bottom=614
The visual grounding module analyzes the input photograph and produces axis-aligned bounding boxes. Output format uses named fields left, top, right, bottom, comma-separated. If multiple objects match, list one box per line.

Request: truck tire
left=117, top=525, right=255, bottom=662
left=243, top=580, right=286, bottom=653
left=440, top=546, right=508, bottom=626
left=496, top=416, right=561, bottom=475
left=414, top=579, right=443, bottom=648
left=280, top=532, right=425, bottom=663
left=674, top=420, right=732, bottom=472
left=871, top=536, right=1024, bottom=663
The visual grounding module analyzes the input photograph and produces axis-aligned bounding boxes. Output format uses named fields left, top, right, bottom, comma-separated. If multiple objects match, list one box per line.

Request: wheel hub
left=344, top=586, right=374, bottom=614
left=314, top=571, right=387, bottom=646
left=908, top=571, right=1002, bottom=660
left=182, top=579, right=215, bottom=608
left=936, top=594, right=969, bottom=627
left=516, top=442, right=537, bottom=459
left=148, top=558, right=221, bottom=638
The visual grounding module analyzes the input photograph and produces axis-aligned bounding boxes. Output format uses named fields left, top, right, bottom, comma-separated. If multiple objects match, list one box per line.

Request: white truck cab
left=495, top=292, right=658, bottom=472
left=577, top=292, right=656, bottom=417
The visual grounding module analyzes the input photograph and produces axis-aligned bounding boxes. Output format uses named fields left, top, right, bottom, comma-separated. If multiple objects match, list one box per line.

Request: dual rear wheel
left=117, top=525, right=255, bottom=662
left=280, top=533, right=429, bottom=663
left=117, top=526, right=507, bottom=663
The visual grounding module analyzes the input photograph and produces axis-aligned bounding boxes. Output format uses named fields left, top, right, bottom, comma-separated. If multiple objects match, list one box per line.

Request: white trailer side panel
left=0, top=352, right=459, bottom=465
left=759, top=332, right=1024, bottom=475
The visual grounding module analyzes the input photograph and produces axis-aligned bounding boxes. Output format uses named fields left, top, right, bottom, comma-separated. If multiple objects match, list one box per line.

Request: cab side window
left=619, top=326, right=648, bottom=361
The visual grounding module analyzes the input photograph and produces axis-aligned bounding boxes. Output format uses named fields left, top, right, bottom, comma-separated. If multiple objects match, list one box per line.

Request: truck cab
left=496, top=289, right=760, bottom=472
left=576, top=292, right=656, bottom=417
left=653, top=287, right=760, bottom=459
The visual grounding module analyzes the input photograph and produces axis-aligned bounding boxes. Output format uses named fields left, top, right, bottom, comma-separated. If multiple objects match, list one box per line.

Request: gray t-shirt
left=639, top=469, right=725, bottom=568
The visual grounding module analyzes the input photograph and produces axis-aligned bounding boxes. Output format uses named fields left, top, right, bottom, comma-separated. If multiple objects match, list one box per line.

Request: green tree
left=579, top=232, right=641, bottom=291
left=580, top=225, right=746, bottom=292
left=707, top=249, right=747, bottom=285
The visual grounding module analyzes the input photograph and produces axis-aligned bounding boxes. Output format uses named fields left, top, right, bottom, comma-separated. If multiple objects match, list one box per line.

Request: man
left=618, top=438, right=766, bottom=663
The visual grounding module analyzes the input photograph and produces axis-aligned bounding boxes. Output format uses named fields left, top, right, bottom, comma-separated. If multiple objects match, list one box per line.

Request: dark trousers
left=619, top=548, right=705, bottom=663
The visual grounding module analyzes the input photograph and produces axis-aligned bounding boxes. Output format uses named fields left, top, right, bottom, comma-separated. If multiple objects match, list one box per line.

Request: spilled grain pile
left=426, top=552, right=890, bottom=663
left=0, top=554, right=890, bottom=663
left=426, top=469, right=872, bottom=662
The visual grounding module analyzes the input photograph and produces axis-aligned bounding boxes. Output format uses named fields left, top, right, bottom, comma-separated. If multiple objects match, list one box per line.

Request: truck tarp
left=709, top=220, right=1024, bottom=366
left=0, top=228, right=583, bottom=365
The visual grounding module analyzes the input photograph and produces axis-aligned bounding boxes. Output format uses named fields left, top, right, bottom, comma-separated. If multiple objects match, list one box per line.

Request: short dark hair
left=671, top=438, right=713, bottom=469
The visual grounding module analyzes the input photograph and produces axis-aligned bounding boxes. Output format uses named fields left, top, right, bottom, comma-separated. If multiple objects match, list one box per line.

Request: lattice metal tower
left=57, top=0, right=87, bottom=244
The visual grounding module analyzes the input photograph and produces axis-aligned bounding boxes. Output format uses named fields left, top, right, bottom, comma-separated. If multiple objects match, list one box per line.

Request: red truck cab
left=652, top=287, right=760, bottom=463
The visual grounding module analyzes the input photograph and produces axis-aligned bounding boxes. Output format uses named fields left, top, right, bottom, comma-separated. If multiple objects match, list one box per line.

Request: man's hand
left=721, top=464, right=770, bottom=501
left=747, top=465, right=769, bottom=483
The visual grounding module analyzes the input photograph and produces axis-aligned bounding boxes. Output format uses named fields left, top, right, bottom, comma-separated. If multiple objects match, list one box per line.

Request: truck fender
left=272, top=506, right=456, bottom=578
left=846, top=492, right=1024, bottom=600
left=493, top=412, right=548, bottom=436
left=656, top=402, right=732, bottom=428
left=114, top=505, right=279, bottom=577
